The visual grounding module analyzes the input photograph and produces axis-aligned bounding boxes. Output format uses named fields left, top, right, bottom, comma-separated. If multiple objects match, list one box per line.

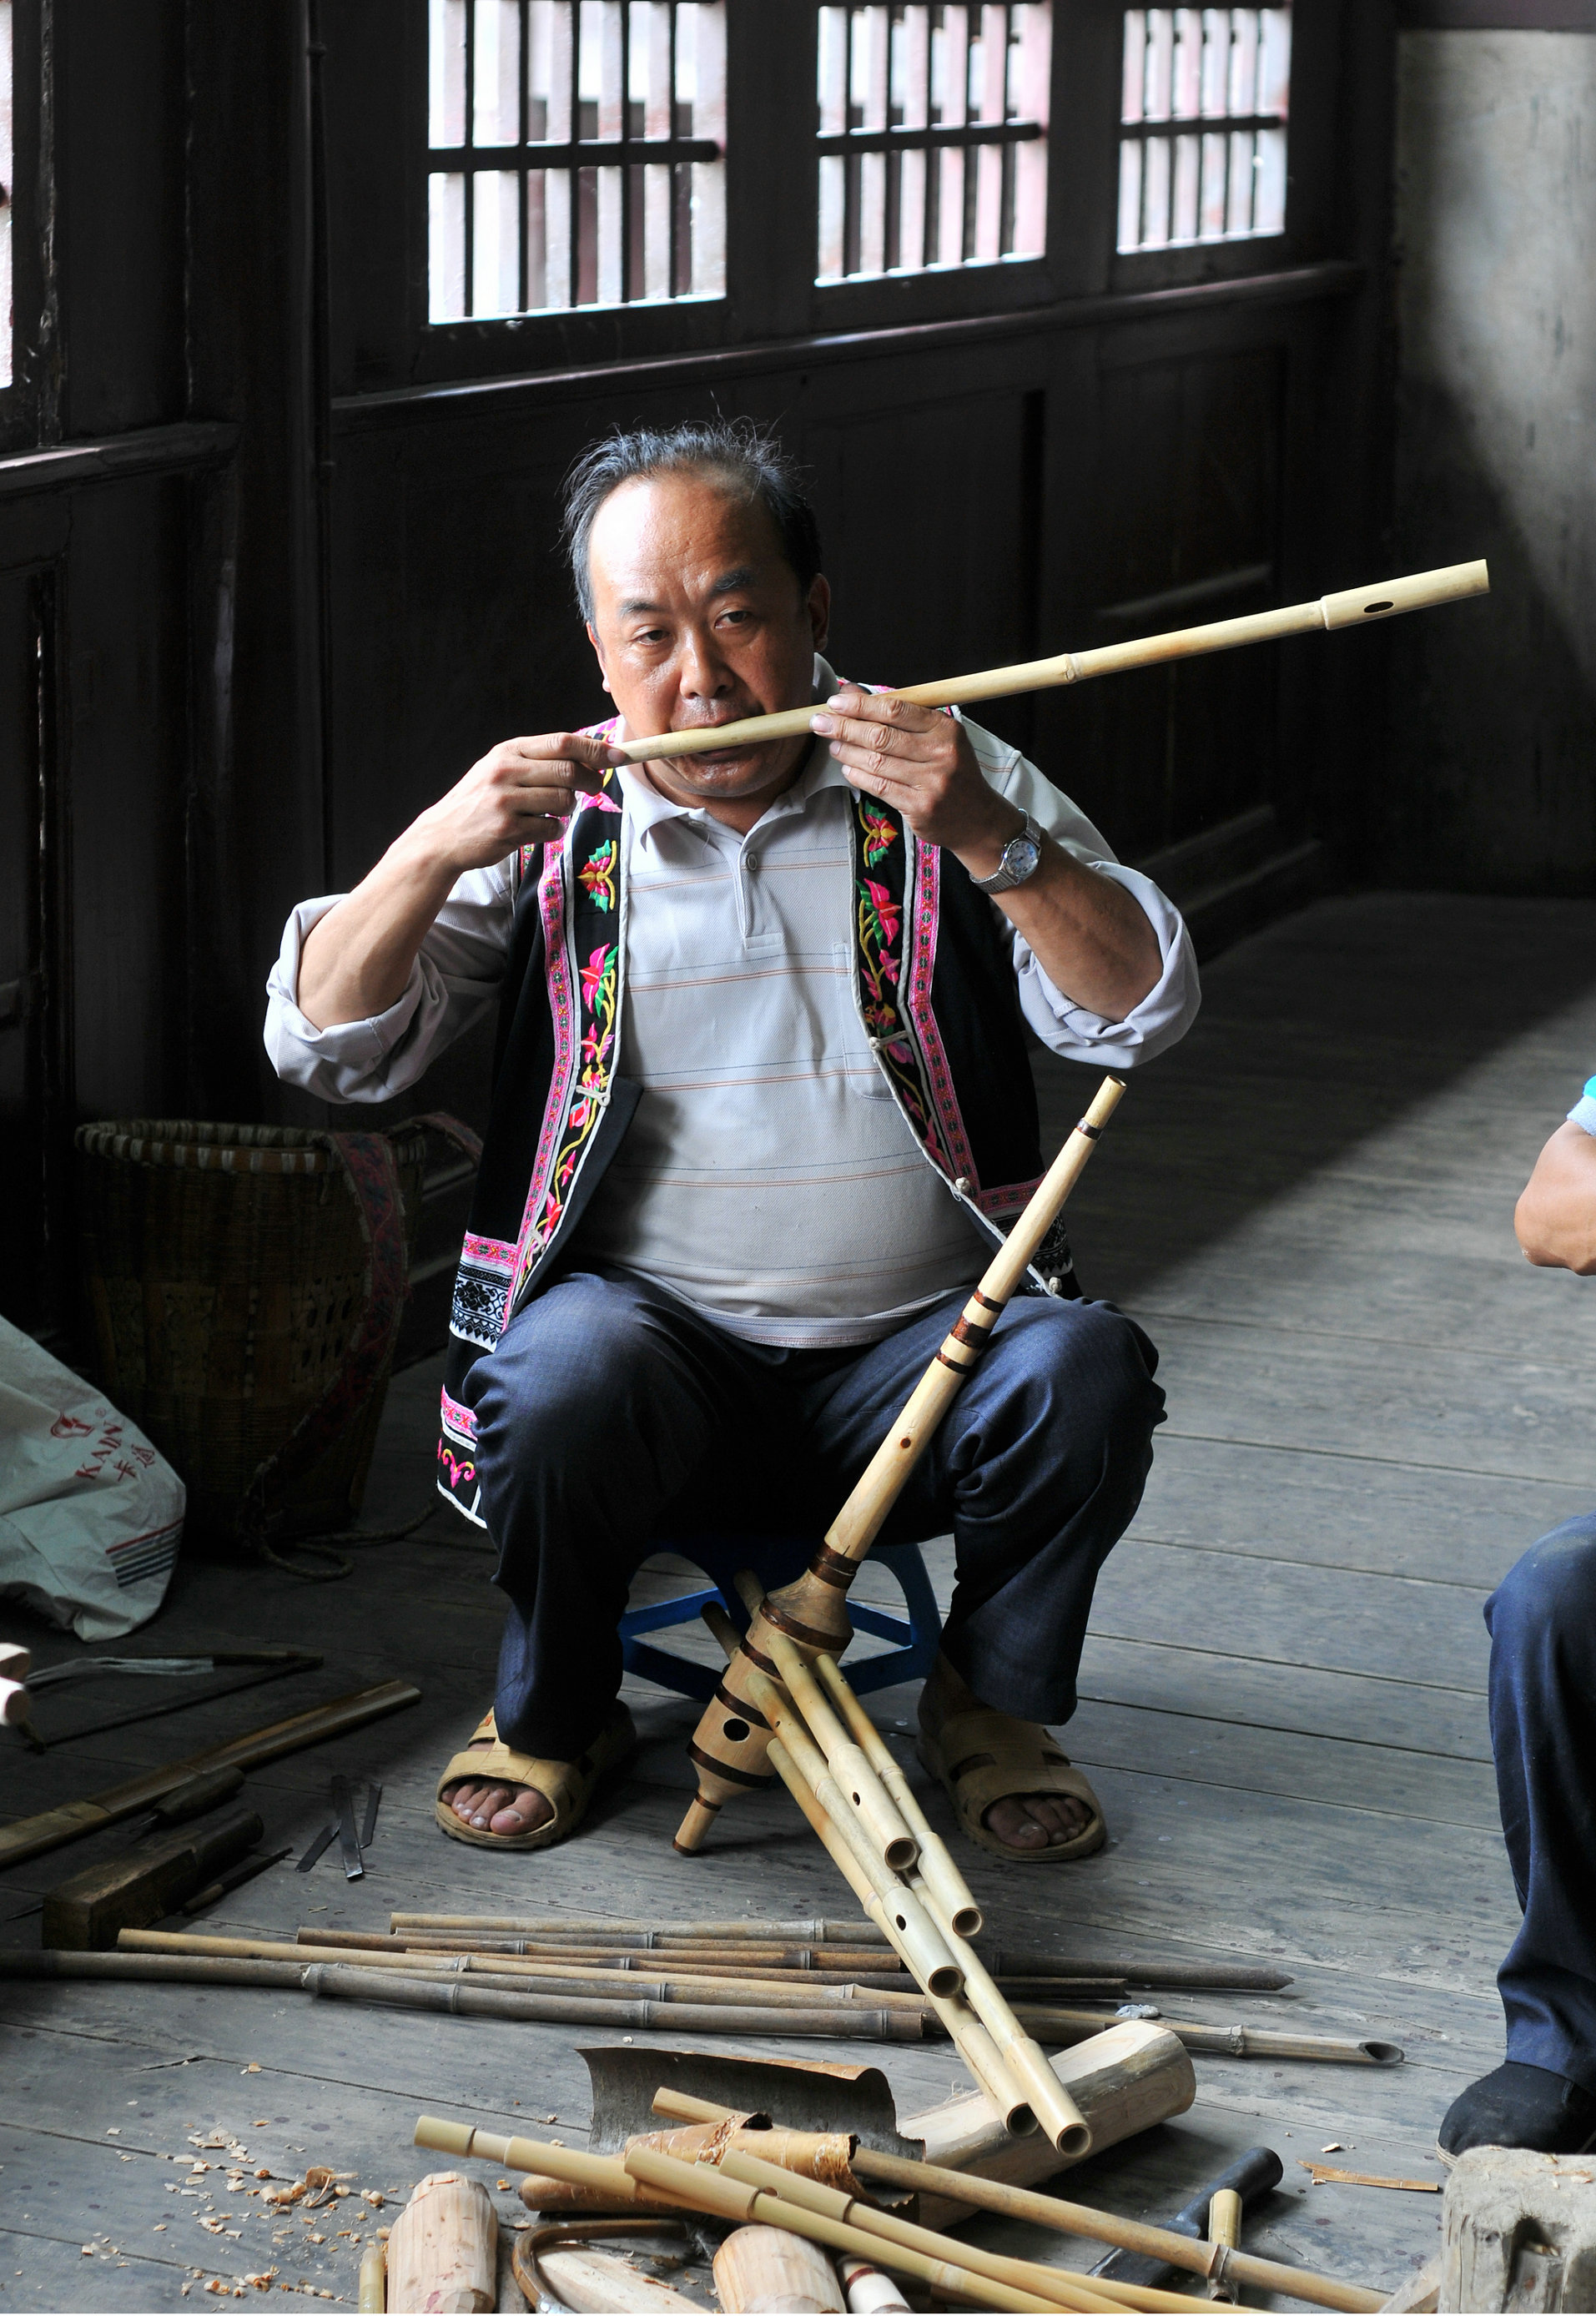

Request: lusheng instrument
left=612, top=560, right=1488, bottom=763
left=674, top=1075, right=1125, bottom=1855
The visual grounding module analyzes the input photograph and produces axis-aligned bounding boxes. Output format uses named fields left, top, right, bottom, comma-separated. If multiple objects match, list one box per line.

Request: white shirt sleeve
left=262, top=858, right=518, bottom=1103
left=962, top=716, right=1201, bottom=1070
left=1568, top=1079, right=1596, bottom=1136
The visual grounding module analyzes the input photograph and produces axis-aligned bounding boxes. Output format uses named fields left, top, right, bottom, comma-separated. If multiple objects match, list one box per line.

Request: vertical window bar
left=937, top=3, right=969, bottom=269
left=858, top=5, right=889, bottom=279
left=897, top=3, right=929, bottom=273
left=463, top=0, right=477, bottom=312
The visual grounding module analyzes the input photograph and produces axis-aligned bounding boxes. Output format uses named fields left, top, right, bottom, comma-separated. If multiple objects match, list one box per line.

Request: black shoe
left=1437, top=2062, right=1596, bottom=2162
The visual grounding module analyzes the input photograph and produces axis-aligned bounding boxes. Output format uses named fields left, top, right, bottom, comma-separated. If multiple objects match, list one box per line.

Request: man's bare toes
left=487, top=1789, right=552, bottom=1836
left=982, top=1797, right=1053, bottom=1850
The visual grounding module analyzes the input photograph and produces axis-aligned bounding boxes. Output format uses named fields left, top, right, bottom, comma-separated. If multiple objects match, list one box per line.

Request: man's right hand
left=413, top=730, right=624, bottom=874
left=295, top=728, right=624, bottom=1031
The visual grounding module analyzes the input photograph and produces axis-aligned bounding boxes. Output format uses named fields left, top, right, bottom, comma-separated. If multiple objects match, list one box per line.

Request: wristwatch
left=970, top=809, right=1045, bottom=894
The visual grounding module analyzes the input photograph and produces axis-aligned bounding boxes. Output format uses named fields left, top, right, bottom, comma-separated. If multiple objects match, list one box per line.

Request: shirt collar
left=617, top=651, right=853, bottom=843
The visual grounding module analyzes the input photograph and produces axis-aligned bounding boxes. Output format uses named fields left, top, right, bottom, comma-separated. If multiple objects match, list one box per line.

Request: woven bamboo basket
left=73, top=1120, right=429, bottom=1550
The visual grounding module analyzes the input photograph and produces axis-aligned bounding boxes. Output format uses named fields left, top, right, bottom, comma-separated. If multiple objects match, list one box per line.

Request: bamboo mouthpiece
left=612, top=561, right=1488, bottom=763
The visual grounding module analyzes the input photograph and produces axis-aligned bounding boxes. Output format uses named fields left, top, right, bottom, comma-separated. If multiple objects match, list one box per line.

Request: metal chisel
left=331, top=1775, right=364, bottom=1880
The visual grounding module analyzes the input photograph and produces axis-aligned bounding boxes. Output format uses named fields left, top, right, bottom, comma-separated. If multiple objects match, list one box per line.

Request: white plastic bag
left=0, top=1316, right=184, bottom=1639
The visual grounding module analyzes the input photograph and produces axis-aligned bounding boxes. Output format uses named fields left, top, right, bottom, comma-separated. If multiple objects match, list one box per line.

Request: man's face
left=586, top=471, right=830, bottom=810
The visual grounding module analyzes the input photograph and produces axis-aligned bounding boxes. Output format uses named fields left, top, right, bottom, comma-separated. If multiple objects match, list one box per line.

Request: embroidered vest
left=436, top=763, right=1073, bottom=1525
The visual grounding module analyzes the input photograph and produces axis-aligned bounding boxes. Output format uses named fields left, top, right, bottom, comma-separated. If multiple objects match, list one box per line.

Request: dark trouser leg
left=793, top=1291, right=1165, bottom=1724
left=462, top=1267, right=780, bottom=1760
left=1487, top=1516, right=1596, bottom=2095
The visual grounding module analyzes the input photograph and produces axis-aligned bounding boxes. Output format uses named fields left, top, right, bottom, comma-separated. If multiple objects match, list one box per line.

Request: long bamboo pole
left=390, top=1916, right=887, bottom=1940
left=0, top=1948, right=927, bottom=2040
left=677, top=1075, right=1125, bottom=1851
left=846, top=2149, right=1386, bottom=2314
left=612, top=561, right=1488, bottom=765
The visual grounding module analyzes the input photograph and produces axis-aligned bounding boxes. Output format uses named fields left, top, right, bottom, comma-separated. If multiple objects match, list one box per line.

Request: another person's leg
left=445, top=1266, right=774, bottom=1838
left=797, top=1290, right=1164, bottom=1855
left=1440, top=1514, right=1596, bottom=2156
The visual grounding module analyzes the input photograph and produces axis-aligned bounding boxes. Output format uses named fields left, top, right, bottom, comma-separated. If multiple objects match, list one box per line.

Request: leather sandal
left=434, top=1702, right=635, bottom=1852
left=918, top=1704, right=1107, bottom=1862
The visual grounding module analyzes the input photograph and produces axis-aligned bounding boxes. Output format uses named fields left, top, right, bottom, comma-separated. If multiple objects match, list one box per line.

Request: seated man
left=264, top=421, right=1199, bottom=1863
left=1440, top=1085, right=1596, bottom=2157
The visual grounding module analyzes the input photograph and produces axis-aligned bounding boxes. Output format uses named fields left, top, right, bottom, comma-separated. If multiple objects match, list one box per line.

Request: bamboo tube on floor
left=385, top=2172, right=496, bottom=2315
left=391, top=1916, right=888, bottom=1941
left=1009, top=2004, right=1403, bottom=2065
left=675, top=1077, right=1126, bottom=1855
left=622, top=2146, right=1076, bottom=2314
left=741, top=1662, right=963, bottom=2000
left=812, top=1650, right=981, bottom=1937
left=1205, top=2188, right=1241, bottom=2304
left=612, top=563, right=1489, bottom=766
left=713, top=2226, right=846, bottom=2313
left=120, top=1928, right=931, bottom=2012
left=846, top=2148, right=1387, bottom=2314
left=0, top=1949, right=925, bottom=2039
left=358, top=2237, right=386, bottom=2312
left=718, top=2148, right=1221, bottom=2316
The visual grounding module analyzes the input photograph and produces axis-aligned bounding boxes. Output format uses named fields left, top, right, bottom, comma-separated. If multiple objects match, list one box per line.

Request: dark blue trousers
left=1487, top=1515, right=1596, bottom=2094
left=462, top=1264, right=1165, bottom=1761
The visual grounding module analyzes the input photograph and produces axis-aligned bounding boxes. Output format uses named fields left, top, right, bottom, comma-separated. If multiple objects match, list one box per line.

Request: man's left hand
left=810, top=688, right=1020, bottom=868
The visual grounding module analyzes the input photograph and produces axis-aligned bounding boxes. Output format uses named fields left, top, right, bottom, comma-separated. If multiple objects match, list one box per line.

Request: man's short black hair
left=561, top=418, right=823, bottom=623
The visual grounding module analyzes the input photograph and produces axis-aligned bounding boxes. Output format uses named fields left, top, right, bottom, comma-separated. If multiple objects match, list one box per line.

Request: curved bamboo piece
left=676, top=1075, right=1125, bottom=1852
left=612, top=561, right=1488, bottom=765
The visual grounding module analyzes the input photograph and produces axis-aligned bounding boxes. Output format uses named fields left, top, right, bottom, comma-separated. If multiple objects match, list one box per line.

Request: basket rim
left=75, top=1120, right=429, bottom=1173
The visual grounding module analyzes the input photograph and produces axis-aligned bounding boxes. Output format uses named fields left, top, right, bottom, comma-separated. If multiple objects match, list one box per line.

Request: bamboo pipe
left=751, top=1624, right=919, bottom=1874
left=612, top=561, right=1489, bottom=766
left=0, top=1679, right=421, bottom=1869
left=677, top=1076, right=1125, bottom=1853
left=0, top=1950, right=925, bottom=2040
left=741, top=1661, right=963, bottom=1999
left=812, top=1649, right=982, bottom=1937
left=1007, top=2004, right=1402, bottom=2065
left=1205, top=2189, right=1241, bottom=2304
left=390, top=1916, right=888, bottom=1941
left=118, top=1929, right=932, bottom=2012
left=768, top=1732, right=1035, bottom=2132
left=717, top=2148, right=1223, bottom=2316
left=324, top=1930, right=910, bottom=1969
left=357, top=2237, right=386, bottom=2312
left=846, top=2148, right=1387, bottom=2314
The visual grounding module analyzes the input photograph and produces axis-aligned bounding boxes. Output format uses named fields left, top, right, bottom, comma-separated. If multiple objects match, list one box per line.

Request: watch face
left=1006, top=835, right=1041, bottom=882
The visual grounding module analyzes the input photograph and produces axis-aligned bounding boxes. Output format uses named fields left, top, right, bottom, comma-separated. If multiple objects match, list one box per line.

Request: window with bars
left=815, top=5, right=1050, bottom=287
left=1117, top=8, right=1289, bottom=255
left=427, top=0, right=725, bottom=324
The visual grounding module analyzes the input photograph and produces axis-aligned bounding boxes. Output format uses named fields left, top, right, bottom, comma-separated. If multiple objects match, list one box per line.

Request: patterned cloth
left=265, top=668, right=1198, bottom=1345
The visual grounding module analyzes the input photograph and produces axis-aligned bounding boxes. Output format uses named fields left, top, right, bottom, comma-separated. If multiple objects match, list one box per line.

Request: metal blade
left=295, top=1821, right=337, bottom=1874
left=330, top=1775, right=364, bottom=1880
left=359, top=1781, right=382, bottom=1852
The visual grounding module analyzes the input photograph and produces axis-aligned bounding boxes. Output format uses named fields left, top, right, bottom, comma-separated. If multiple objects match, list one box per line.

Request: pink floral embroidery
left=860, top=808, right=898, bottom=868
left=438, top=1443, right=476, bottom=1490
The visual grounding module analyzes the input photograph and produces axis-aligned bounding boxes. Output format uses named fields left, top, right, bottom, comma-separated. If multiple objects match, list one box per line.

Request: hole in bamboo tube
left=899, top=1437, right=911, bottom=1448
left=1362, top=599, right=1394, bottom=614
left=722, top=1719, right=750, bottom=1743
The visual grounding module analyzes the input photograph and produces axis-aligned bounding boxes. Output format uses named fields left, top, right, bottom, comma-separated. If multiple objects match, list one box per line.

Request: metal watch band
left=970, top=809, right=1044, bottom=894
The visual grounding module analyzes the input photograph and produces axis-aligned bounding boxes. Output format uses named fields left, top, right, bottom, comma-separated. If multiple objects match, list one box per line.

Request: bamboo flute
left=812, top=1649, right=982, bottom=1937
left=0, top=1950, right=925, bottom=2039
left=677, top=1075, right=1126, bottom=1852
left=846, top=2149, right=1387, bottom=2314
left=753, top=1605, right=1089, bottom=2153
left=751, top=1636, right=920, bottom=1874
left=612, top=561, right=1489, bottom=767
left=0, top=1679, right=421, bottom=1869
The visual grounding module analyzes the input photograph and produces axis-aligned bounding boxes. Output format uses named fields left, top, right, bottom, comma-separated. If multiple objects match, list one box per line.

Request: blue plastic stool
left=620, top=1533, right=942, bottom=1704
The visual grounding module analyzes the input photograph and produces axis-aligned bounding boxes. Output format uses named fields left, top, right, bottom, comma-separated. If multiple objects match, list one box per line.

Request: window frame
left=0, top=0, right=57, bottom=456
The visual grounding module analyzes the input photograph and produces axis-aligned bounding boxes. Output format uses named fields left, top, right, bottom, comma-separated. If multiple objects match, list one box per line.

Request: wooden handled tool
left=612, top=561, right=1488, bottom=764
left=41, top=1810, right=264, bottom=1949
left=675, top=1075, right=1125, bottom=1853
left=0, top=1679, right=420, bottom=1869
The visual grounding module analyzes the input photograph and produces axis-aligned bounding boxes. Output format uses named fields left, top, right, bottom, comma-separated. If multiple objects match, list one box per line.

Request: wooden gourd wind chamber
left=673, top=1073, right=1126, bottom=1855
left=611, top=560, right=1488, bottom=765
